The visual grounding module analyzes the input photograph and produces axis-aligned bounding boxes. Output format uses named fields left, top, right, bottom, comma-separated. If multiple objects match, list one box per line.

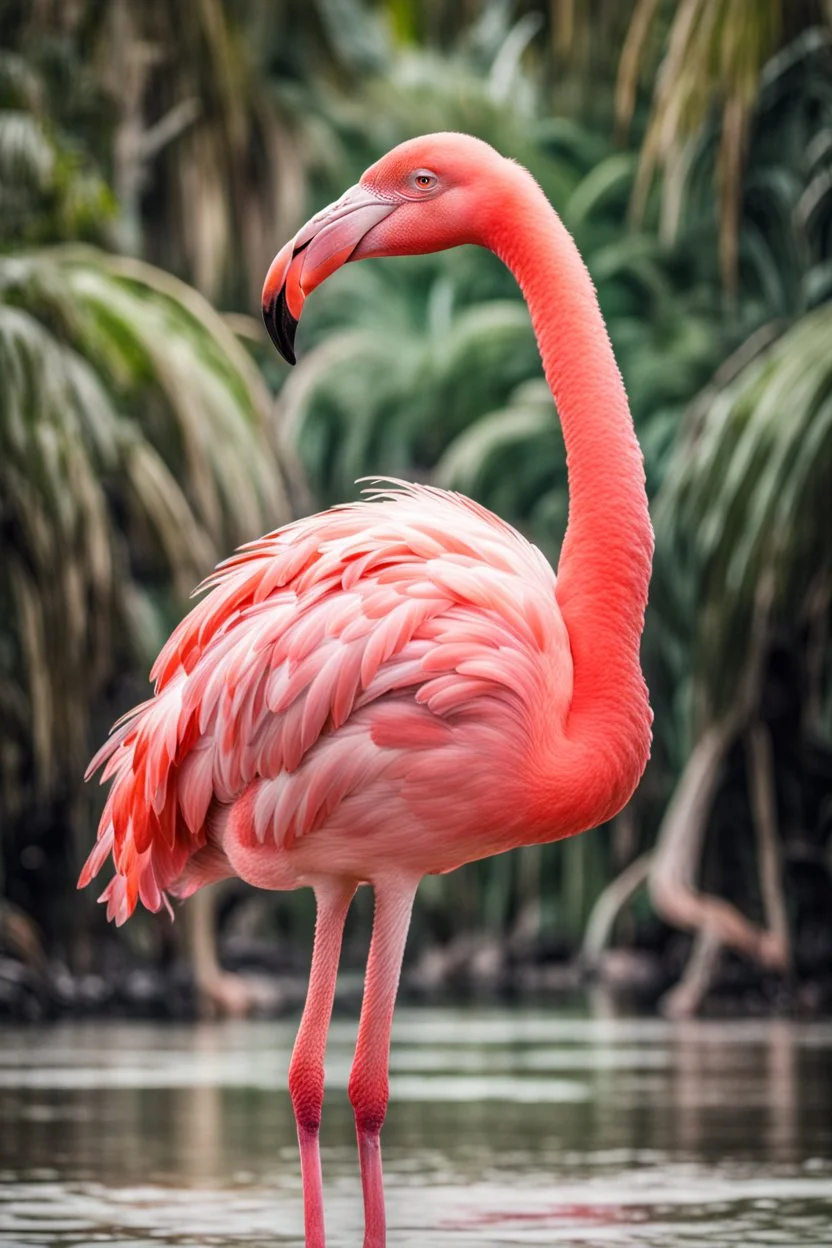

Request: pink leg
left=348, top=877, right=418, bottom=1248
left=289, top=879, right=356, bottom=1248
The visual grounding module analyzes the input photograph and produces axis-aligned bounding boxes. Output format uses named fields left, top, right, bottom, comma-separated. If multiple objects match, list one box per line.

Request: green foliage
left=0, top=46, right=293, bottom=930
left=652, top=26, right=832, bottom=727
left=0, top=51, right=115, bottom=246
left=0, top=0, right=378, bottom=307
left=617, top=0, right=825, bottom=289
left=2, top=0, right=832, bottom=974
left=0, top=247, right=288, bottom=826
left=657, top=306, right=832, bottom=720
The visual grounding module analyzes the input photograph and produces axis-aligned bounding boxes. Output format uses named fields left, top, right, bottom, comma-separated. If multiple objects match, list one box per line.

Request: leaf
left=0, top=243, right=291, bottom=825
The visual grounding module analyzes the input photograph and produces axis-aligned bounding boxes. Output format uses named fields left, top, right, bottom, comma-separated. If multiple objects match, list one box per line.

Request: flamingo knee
left=348, top=1068, right=389, bottom=1137
left=289, top=1052, right=326, bottom=1135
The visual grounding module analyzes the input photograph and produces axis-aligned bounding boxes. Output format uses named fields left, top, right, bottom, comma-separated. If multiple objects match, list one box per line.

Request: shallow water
left=1, top=1007, right=831, bottom=1246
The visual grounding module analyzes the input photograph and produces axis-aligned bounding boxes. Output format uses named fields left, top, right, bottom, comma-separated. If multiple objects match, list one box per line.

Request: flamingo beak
left=262, top=184, right=397, bottom=365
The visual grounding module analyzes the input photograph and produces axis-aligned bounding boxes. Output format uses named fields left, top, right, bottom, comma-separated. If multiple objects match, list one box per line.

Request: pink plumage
left=81, top=481, right=573, bottom=921
left=80, top=132, right=653, bottom=1248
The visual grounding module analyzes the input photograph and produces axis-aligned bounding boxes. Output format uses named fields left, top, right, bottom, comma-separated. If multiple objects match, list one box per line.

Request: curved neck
left=485, top=166, right=653, bottom=790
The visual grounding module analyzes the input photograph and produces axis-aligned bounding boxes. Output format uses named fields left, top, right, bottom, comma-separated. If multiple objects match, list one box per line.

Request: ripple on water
left=2, top=1175, right=832, bottom=1247
left=1, top=1010, right=831, bottom=1247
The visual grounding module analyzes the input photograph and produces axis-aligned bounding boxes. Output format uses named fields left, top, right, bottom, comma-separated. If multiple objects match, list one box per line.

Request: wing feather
left=80, top=482, right=570, bottom=921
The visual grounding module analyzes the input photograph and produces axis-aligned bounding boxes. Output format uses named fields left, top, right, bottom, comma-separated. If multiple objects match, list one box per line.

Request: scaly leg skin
left=288, top=880, right=357, bottom=1248
left=347, top=877, right=418, bottom=1248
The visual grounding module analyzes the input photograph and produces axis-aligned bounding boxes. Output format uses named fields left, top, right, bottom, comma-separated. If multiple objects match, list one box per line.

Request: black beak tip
left=262, top=286, right=298, bottom=366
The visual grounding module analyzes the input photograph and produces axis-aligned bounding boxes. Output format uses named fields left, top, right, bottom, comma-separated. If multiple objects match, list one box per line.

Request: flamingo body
left=80, top=132, right=653, bottom=1247
left=82, top=481, right=585, bottom=916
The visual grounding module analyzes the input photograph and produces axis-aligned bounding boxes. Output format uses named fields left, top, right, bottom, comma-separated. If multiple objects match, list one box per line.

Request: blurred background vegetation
left=1, top=0, right=831, bottom=1019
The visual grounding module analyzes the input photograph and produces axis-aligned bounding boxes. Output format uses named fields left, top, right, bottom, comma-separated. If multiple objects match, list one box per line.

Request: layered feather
left=80, top=481, right=566, bottom=923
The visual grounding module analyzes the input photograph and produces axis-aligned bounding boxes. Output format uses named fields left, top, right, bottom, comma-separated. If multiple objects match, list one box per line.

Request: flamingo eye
left=411, top=170, right=438, bottom=192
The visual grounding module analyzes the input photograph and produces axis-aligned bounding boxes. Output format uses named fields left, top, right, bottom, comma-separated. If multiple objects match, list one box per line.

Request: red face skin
left=261, top=133, right=506, bottom=362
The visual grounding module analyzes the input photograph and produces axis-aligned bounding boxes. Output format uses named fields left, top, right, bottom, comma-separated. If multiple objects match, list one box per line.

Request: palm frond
left=657, top=305, right=832, bottom=713
left=0, top=110, right=53, bottom=189
left=618, top=0, right=821, bottom=291
left=0, top=243, right=290, bottom=827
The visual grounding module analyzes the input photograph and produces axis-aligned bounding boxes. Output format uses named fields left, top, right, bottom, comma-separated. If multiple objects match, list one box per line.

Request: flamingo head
left=262, top=132, right=509, bottom=364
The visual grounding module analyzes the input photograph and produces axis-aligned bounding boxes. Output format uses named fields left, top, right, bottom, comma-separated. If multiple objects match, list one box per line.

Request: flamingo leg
left=289, top=879, right=356, bottom=1248
left=348, top=876, right=418, bottom=1248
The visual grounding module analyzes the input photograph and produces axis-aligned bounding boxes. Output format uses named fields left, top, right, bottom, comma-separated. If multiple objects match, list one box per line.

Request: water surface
left=2, top=1007, right=831, bottom=1245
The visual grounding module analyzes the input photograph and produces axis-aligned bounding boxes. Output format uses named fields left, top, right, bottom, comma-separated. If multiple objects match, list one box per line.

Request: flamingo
left=80, top=133, right=653, bottom=1247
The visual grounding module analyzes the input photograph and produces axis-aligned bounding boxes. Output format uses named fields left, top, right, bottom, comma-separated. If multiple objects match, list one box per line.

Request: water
left=1, top=1007, right=831, bottom=1245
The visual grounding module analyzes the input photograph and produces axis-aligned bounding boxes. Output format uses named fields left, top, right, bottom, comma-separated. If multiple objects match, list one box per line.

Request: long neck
left=486, top=167, right=653, bottom=793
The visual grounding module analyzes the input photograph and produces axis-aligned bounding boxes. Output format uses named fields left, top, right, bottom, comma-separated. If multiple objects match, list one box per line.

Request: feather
left=81, top=481, right=571, bottom=921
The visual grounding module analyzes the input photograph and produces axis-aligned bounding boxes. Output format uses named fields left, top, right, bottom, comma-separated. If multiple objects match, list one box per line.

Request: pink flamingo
left=80, top=133, right=653, bottom=1247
